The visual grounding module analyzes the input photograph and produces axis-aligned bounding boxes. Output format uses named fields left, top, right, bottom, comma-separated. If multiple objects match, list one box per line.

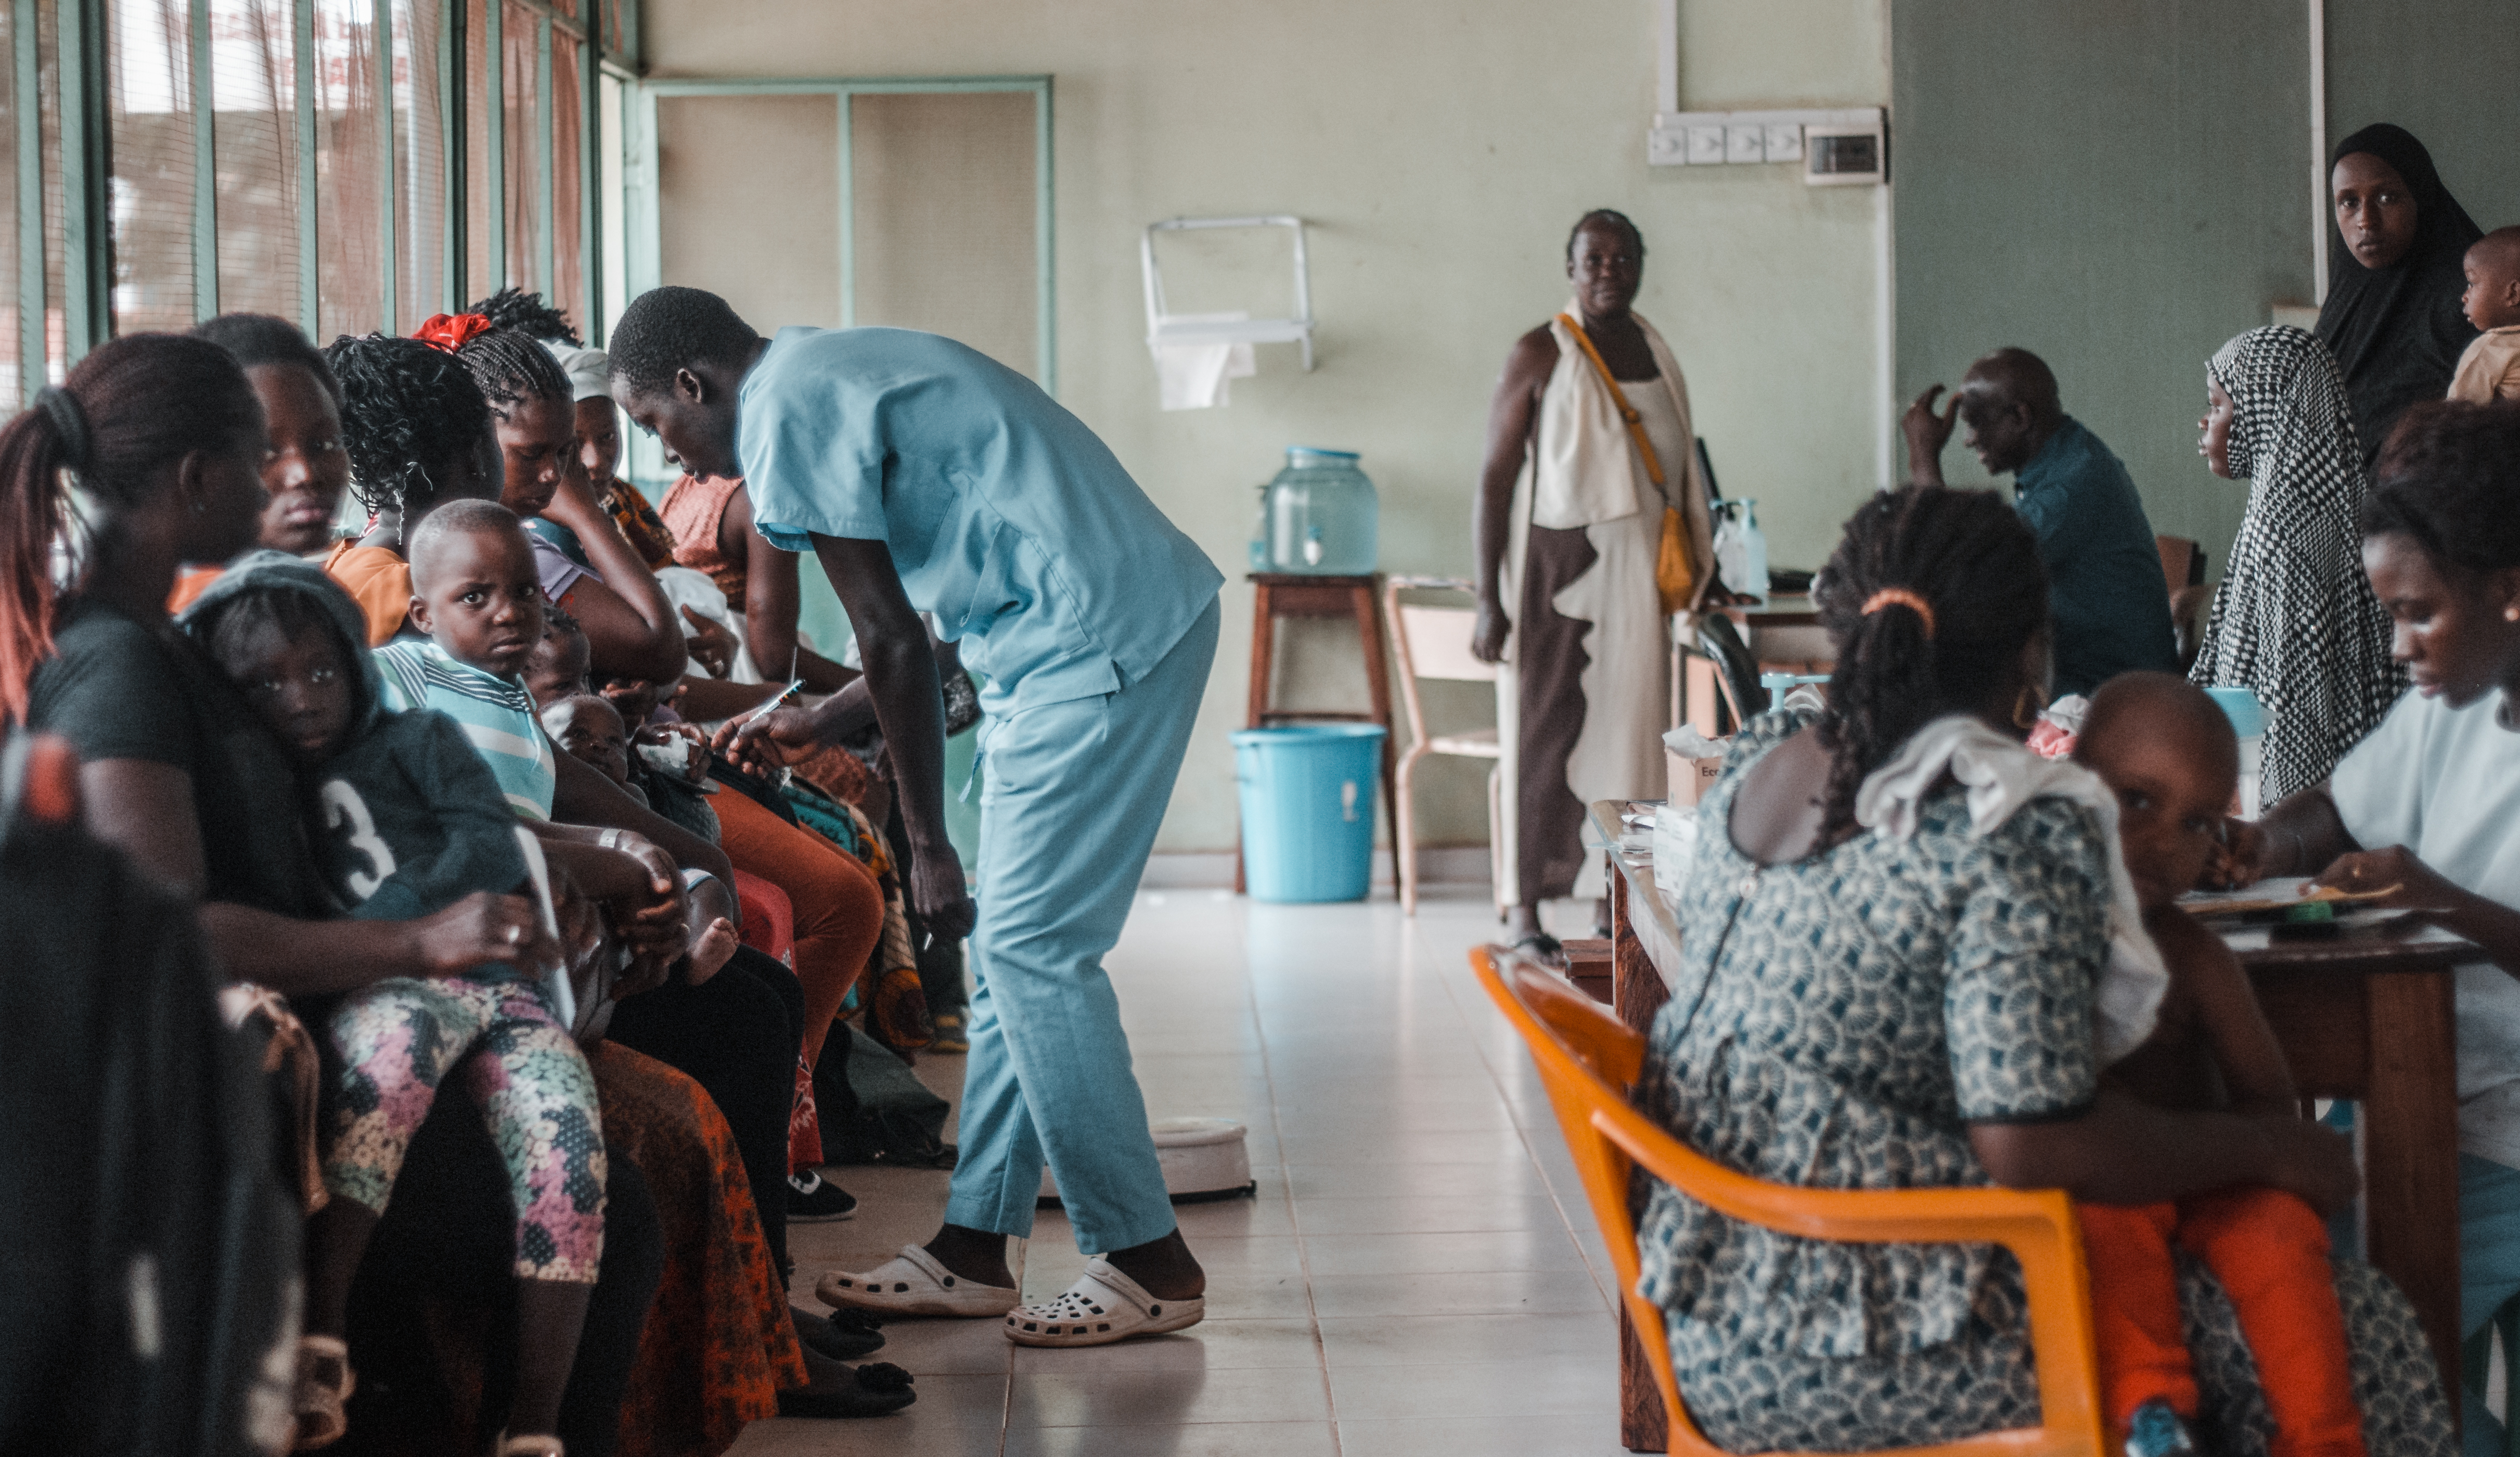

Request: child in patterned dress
left=182, top=551, right=603, bottom=1455
left=2073, top=672, right=2365, bottom=1457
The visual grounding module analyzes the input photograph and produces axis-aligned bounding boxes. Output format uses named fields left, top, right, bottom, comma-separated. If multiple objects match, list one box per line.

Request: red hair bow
left=412, top=312, right=494, bottom=353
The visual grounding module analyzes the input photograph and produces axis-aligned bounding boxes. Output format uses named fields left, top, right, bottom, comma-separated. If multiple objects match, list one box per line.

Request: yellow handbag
left=1559, top=313, right=1694, bottom=614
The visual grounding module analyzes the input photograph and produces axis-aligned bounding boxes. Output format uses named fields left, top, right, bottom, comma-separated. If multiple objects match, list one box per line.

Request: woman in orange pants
left=710, top=785, right=885, bottom=1070
left=2079, top=1188, right=2366, bottom=1457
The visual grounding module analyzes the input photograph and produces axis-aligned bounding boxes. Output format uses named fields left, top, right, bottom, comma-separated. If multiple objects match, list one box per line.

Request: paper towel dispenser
left=1139, top=215, right=1316, bottom=372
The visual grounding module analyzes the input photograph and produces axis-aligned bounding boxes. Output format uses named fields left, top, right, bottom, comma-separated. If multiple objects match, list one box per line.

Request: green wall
left=2326, top=2, right=2520, bottom=234
left=1892, top=1, right=2315, bottom=577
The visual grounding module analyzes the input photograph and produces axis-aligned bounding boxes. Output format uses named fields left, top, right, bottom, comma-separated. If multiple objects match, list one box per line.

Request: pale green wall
left=1891, top=1, right=2316, bottom=578
left=641, top=0, right=1893, bottom=854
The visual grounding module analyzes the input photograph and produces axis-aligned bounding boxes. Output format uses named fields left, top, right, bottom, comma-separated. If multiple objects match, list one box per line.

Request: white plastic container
left=1713, top=499, right=1771, bottom=605
left=1039, top=1117, right=1255, bottom=1205
left=1653, top=803, right=1700, bottom=900
left=2203, top=686, right=2267, bottom=819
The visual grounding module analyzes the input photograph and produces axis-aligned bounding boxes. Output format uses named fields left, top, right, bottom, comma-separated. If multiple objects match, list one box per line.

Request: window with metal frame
left=8, top=0, right=628, bottom=408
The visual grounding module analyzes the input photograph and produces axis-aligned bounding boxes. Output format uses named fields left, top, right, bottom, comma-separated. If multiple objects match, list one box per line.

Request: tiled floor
left=730, top=888, right=1629, bottom=1455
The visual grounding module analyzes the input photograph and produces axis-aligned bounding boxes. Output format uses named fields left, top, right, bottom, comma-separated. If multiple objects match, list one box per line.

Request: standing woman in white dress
left=1471, top=210, right=1721, bottom=956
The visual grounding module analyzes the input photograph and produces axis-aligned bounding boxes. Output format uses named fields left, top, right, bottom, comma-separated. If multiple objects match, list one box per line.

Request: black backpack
left=0, top=734, right=302, bottom=1456
left=814, top=1026, right=956, bottom=1169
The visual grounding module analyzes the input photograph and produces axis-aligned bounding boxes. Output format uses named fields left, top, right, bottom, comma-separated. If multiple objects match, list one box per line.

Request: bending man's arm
left=809, top=533, right=974, bottom=941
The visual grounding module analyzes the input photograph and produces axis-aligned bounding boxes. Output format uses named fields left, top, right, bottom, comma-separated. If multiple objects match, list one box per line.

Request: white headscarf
left=546, top=342, right=610, bottom=403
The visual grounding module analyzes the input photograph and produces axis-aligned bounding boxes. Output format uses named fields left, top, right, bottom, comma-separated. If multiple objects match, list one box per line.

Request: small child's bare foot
left=685, top=917, right=738, bottom=984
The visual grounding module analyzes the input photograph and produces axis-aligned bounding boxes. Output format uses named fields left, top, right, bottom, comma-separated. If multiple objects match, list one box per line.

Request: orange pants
left=2078, top=1189, right=2365, bottom=1457
left=710, top=786, right=884, bottom=1069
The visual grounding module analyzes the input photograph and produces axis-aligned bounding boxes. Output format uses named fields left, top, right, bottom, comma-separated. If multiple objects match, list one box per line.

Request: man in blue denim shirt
left=1903, top=348, right=2180, bottom=697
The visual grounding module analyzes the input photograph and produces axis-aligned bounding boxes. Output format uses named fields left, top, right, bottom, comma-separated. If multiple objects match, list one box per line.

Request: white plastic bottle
left=1713, top=500, right=1771, bottom=605
left=2203, top=687, right=2266, bottom=819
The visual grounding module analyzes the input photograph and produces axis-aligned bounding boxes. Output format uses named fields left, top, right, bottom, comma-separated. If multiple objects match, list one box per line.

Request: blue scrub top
left=739, top=327, right=1223, bottom=714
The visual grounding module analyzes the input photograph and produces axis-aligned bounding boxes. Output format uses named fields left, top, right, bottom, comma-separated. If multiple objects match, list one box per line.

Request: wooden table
left=1587, top=801, right=2474, bottom=1451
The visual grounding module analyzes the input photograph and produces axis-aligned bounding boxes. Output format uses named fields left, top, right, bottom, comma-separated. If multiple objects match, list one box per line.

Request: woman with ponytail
left=10, top=336, right=665, bottom=1452
left=1628, top=484, right=2449, bottom=1455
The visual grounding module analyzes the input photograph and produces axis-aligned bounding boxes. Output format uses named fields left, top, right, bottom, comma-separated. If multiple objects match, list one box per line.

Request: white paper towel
left=1152, top=311, right=1257, bottom=410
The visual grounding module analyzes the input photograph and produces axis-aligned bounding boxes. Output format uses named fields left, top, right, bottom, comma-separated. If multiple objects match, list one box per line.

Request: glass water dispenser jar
left=1251, top=447, right=1378, bottom=575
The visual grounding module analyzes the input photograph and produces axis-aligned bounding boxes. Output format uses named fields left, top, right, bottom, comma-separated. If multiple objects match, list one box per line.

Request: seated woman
left=319, top=333, right=506, bottom=643
left=2223, top=400, right=2520, bottom=1457
left=0, top=333, right=661, bottom=1454
left=165, top=312, right=354, bottom=613
left=467, top=287, right=680, bottom=578
left=420, top=313, right=686, bottom=686
left=1637, top=483, right=2452, bottom=1457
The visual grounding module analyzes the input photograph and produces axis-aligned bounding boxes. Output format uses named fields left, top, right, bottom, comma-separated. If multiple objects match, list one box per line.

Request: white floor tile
left=735, top=894, right=1625, bottom=1454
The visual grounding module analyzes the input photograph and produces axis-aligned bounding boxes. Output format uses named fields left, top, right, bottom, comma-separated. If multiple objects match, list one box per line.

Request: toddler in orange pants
left=2073, top=674, right=2366, bottom=1457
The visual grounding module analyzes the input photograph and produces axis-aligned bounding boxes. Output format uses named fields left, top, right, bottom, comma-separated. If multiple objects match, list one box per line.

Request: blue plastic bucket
left=1231, top=724, right=1386, bottom=903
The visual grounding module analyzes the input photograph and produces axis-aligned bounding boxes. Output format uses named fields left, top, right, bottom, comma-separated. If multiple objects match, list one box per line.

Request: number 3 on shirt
left=321, top=779, right=398, bottom=902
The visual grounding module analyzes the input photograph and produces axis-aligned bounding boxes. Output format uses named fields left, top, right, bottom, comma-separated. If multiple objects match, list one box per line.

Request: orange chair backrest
left=1473, top=946, right=2104, bottom=1457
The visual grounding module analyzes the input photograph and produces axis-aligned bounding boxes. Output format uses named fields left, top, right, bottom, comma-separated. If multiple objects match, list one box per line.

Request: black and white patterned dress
left=2191, top=325, right=2405, bottom=802
left=1634, top=713, right=2452, bottom=1456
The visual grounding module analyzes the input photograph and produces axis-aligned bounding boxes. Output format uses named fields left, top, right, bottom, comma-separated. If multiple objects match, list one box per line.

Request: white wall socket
left=1649, top=107, right=1884, bottom=169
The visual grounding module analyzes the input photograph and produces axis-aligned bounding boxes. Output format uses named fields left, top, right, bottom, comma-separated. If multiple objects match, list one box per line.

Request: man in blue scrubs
left=610, top=287, right=1223, bottom=1346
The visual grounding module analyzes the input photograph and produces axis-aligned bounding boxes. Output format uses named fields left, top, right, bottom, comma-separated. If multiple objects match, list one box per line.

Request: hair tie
left=1860, top=587, right=1936, bottom=639
left=412, top=312, right=495, bottom=353
left=35, top=386, right=90, bottom=472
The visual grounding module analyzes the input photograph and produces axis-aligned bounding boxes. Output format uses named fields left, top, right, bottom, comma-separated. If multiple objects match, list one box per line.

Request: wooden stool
left=1242, top=572, right=1400, bottom=892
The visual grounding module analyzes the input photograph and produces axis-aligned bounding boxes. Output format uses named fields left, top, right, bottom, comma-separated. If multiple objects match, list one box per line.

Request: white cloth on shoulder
left=1854, top=714, right=2167, bottom=1066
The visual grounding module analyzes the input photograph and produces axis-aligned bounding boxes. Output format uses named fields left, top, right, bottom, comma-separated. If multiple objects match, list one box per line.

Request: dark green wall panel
left=1893, top=1, right=2315, bottom=574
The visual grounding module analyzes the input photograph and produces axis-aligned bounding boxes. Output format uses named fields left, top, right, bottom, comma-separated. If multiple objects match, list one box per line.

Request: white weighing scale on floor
left=1038, top=1117, right=1256, bottom=1206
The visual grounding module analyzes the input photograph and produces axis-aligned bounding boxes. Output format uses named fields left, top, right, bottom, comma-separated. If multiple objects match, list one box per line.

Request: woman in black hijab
left=2316, top=123, right=2482, bottom=467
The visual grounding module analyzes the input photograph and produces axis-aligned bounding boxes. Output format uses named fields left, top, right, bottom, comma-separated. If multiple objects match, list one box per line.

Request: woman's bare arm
left=547, top=746, right=735, bottom=885
left=1471, top=328, right=1557, bottom=663
left=2215, top=784, right=2357, bottom=884
left=726, top=486, right=857, bottom=693
left=80, top=757, right=556, bottom=994
left=542, top=464, right=687, bottom=682
left=79, top=759, right=205, bottom=893
left=1970, top=1087, right=2357, bottom=1212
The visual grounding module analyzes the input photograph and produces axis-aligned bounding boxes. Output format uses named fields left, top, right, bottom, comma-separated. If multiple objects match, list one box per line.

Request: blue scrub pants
left=944, top=597, right=1220, bottom=1255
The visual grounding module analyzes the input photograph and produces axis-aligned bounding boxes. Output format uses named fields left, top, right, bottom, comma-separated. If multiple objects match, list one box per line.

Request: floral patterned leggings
left=323, top=974, right=606, bottom=1284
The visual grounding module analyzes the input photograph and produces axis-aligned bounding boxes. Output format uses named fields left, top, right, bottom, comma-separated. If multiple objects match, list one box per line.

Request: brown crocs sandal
left=495, top=1436, right=564, bottom=1456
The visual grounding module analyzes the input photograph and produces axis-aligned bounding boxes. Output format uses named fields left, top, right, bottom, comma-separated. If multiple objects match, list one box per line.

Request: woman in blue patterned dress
left=1636, top=484, right=2451, bottom=1456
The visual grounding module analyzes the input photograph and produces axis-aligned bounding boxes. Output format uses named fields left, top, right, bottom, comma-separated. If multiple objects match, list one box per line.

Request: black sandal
left=1508, top=932, right=1567, bottom=969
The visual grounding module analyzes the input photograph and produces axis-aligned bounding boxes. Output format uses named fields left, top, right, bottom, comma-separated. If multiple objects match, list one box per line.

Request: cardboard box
left=1667, top=747, right=1726, bottom=807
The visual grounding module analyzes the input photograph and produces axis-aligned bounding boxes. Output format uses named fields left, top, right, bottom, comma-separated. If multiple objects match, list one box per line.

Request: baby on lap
left=2073, top=672, right=2364, bottom=1457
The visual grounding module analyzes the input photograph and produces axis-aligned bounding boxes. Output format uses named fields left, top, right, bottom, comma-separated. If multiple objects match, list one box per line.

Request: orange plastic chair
left=1473, top=946, right=2105, bottom=1457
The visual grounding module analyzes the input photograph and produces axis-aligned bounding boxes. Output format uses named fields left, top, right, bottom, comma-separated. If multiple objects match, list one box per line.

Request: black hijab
left=2315, top=123, right=2482, bottom=468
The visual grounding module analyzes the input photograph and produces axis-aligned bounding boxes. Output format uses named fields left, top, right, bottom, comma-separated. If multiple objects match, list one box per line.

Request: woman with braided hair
left=418, top=313, right=688, bottom=684
left=1631, top=483, right=2451, bottom=1455
left=318, top=331, right=504, bottom=642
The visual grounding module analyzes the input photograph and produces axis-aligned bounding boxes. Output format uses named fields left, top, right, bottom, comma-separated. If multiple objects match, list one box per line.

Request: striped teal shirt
left=371, top=641, right=556, bottom=820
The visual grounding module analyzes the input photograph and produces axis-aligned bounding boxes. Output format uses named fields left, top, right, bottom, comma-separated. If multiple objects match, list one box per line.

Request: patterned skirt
left=1667, top=1255, right=2453, bottom=1457
left=586, top=1043, right=808, bottom=1457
